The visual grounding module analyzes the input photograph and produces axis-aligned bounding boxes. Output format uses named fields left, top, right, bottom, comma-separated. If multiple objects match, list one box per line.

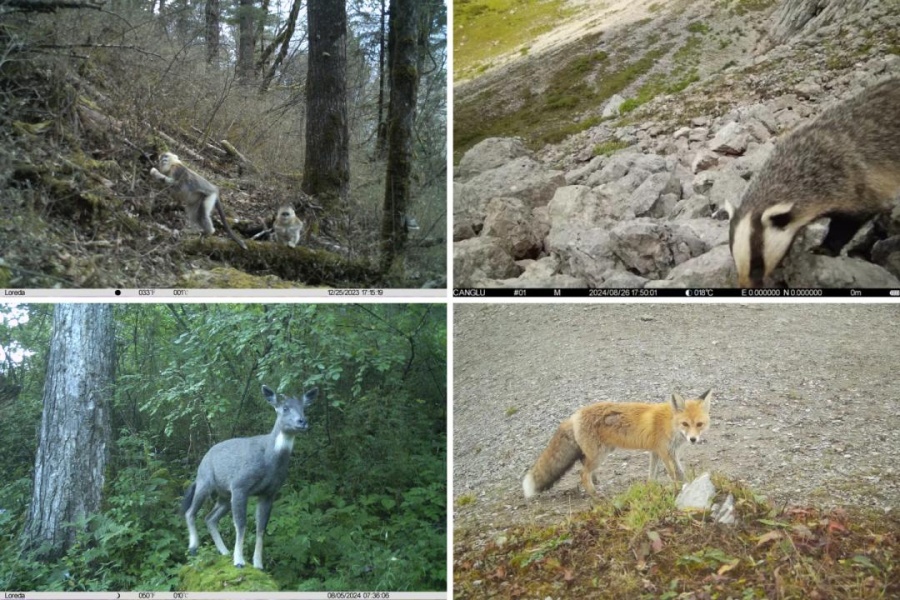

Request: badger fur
left=726, top=77, right=900, bottom=287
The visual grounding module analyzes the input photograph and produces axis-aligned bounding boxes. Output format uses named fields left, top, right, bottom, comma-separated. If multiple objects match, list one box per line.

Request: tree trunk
left=21, top=304, right=115, bottom=560
left=237, top=0, right=257, bottom=81
left=205, top=0, right=220, bottom=64
left=374, top=0, right=388, bottom=159
left=770, top=0, right=868, bottom=44
left=379, top=0, right=420, bottom=274
left=303, top=0, right=350, bottom=208
left=258, top=0, right=303, bottom=93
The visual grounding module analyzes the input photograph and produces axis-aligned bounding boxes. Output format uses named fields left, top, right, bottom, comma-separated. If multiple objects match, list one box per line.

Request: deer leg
left=205, top=496, right=231, bottom=555
left=253, top=496, right=274, bottom=569
left=185, top=482, right=211, bottom=556
left=231, top=491, right=249, bottom=568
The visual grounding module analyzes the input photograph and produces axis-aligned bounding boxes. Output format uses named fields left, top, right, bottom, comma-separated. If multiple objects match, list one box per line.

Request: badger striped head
left=727, top=200, right=803, bottom=288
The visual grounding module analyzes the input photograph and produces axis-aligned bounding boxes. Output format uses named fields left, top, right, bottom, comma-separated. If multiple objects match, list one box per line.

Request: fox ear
left=670, top=393, right=686, bottom=411
left=698, top=389, right=713, bottom=409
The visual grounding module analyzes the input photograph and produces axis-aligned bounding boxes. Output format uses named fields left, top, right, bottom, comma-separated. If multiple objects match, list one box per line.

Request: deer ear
left=303, top=387, right=318, bottom=406
left=262, top=385, right=277, bottom=405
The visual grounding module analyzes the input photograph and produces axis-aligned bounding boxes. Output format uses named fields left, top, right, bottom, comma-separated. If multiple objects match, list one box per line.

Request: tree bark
left=379, top=0, right=420, bottom=274
left=303, top=0, right=350, bottom=208
left=205, top=0, right=220, bottom=64
left=21, top=304, right=115, bottom=560
left=237, top=0, right=257, bottom=81
left=257, top=0, right=303, bottom=93
left=374, top=0, right=388, bottom=159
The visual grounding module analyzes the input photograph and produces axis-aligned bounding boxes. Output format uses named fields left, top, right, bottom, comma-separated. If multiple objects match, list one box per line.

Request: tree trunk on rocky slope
left=770, top=0, right=871, bottom=44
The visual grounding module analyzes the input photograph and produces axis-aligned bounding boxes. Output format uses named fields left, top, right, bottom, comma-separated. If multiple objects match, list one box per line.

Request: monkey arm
left=149, top=168, right=176, bottom=185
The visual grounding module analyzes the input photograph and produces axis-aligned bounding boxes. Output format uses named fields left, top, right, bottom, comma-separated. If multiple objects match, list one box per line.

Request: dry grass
left=455, top=475, right=900, bottom=599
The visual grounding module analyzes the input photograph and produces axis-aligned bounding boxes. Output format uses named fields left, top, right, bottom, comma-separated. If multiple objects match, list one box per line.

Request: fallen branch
left=1, top=0, right=105, bottom=12
left=220, top=140, right=258, bottom=174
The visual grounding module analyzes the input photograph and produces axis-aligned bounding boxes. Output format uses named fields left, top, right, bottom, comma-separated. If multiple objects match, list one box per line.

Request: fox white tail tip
left=523, top=472, right=536, bottom=499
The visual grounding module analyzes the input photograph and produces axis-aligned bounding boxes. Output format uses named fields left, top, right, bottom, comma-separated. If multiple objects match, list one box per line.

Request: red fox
left=522, top=390, right=712, bottom=498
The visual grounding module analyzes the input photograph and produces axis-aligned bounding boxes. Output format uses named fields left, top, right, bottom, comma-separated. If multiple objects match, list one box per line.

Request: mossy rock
left=178, top=553, right=280, bottom=591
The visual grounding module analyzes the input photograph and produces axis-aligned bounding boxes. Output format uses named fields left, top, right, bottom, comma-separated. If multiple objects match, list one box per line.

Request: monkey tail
left=522, top=418, right=583, bottom=498
left=214, top=200, right=248, bottom=250
left=181, top=482, right=196, bottom=515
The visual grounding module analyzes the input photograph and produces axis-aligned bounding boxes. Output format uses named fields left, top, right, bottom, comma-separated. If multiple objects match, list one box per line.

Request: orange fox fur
left=522, top=390, right=712, bottom=498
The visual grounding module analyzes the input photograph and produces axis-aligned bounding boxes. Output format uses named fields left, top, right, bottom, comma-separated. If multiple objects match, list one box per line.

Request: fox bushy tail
left=523, top=419, right=583, bottom=498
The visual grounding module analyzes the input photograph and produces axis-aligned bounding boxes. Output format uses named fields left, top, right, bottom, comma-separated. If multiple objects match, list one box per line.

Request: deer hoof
left=235, top=562, right=244, bottom=568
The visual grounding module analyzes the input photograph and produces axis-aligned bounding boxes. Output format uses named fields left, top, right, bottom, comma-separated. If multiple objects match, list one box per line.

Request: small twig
left=33, top=43, right=162, bottom=59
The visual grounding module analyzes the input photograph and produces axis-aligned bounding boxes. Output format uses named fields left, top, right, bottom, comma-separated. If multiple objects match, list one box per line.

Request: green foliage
left=0, top=304, right=447, bottom=592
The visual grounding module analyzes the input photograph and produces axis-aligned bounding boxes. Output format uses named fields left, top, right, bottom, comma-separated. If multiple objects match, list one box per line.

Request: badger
left=726, top=77, right=900, bottom=288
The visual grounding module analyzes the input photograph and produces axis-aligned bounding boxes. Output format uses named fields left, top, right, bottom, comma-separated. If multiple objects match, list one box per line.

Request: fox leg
left=648, top=453, right=661, bottom=480
left=657, top=451, right=684, bottom=483
left=579, top=445, right=609, bottom=495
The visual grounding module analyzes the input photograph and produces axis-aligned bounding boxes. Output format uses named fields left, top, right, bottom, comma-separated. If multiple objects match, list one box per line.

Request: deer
left=181, top=384, right=317, bottom=569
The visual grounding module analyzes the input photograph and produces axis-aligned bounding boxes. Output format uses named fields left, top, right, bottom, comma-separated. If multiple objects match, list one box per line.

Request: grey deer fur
left=182, top=384, right=317, bottom=569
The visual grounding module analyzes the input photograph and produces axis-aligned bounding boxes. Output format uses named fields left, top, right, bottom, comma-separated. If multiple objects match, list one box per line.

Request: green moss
left=178, top=554, right=280, bottom=591
left=457, top=494, right=476, bottom=507
left=593, top=140, right=630, bottom=156
left=505, top=406, right=518, bottom=417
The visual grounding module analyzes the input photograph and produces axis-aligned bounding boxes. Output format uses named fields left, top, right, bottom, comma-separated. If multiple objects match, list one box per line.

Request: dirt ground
left=453, top=303, right=900, bottom=532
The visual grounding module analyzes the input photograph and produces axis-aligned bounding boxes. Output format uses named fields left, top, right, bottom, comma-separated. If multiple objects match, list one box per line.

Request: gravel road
left=453, top=303, right=900, bottom=531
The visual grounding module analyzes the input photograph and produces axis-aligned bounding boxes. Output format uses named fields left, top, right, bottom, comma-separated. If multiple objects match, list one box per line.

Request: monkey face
left=158, top=152, right=180, bottom=174
left=276, top=206, right=297, bottom=223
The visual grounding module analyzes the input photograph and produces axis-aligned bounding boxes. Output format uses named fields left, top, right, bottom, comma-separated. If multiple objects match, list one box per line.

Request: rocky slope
left=453, top=0, right=900, bottom=288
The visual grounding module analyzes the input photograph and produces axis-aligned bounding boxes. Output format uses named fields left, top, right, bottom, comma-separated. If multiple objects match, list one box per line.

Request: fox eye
left=682, top=422, right=689, bottom=427
left=697, top=422, right=704, bottom=427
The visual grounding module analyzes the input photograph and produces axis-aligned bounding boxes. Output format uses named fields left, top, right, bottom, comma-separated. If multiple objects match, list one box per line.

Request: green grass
left=686, top=21, right=710, bottom=34
left=454, top=37, right=669, bottom=159
left=454, top=0, right=576, bottom=80
left=593, top=140, right=630, bottom=156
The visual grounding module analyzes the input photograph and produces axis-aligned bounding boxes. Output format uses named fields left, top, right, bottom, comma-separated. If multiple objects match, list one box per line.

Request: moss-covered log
left=182, top=238, right=382, bottom=287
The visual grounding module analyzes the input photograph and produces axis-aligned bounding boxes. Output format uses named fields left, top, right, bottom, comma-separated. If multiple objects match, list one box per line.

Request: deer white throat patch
left=274, top=432, right=295, bottom=453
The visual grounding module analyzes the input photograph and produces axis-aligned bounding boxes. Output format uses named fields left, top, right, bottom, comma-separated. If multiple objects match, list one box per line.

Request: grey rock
left=608, top=219, right=706, bottom=279
left=461, top=156, right=566, bottom=217
left=669, top=194, right=712, bottom=221
left=453, top=237, right=522, bottom=287
left=631, top=173, right=681, bottom=217
left=457, top=137, right=531, bottom=180
left=689, top=127, right=709, bottom=142
left=565, top=155, right=605, bottom=185
left=482, top=197, right=542, bottom=260
left=602, top=94, right=626, bottom=118
left=709, top=169, right=749, bottom=216
left=710, top=122, right=750, bottom=156
left=783, top=254, right=900, bottom=288
left=648, top=245, right=735, bottom=288
left=597, top=271, right=649, bottom=288
left=453, top=220, right=478, bottom=242
left=675, top=473, right=715, bottom=510
left=585, top=152, right=640, bottom=187
left=691, top=150, right=719, bottom=173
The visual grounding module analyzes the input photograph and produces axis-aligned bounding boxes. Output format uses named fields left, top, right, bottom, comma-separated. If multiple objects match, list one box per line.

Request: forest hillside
left=1, top=0, right=447, bottom=289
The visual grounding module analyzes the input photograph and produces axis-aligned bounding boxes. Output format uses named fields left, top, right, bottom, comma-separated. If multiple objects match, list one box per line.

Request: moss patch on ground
left=455, top=475, right=899, bottom=599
